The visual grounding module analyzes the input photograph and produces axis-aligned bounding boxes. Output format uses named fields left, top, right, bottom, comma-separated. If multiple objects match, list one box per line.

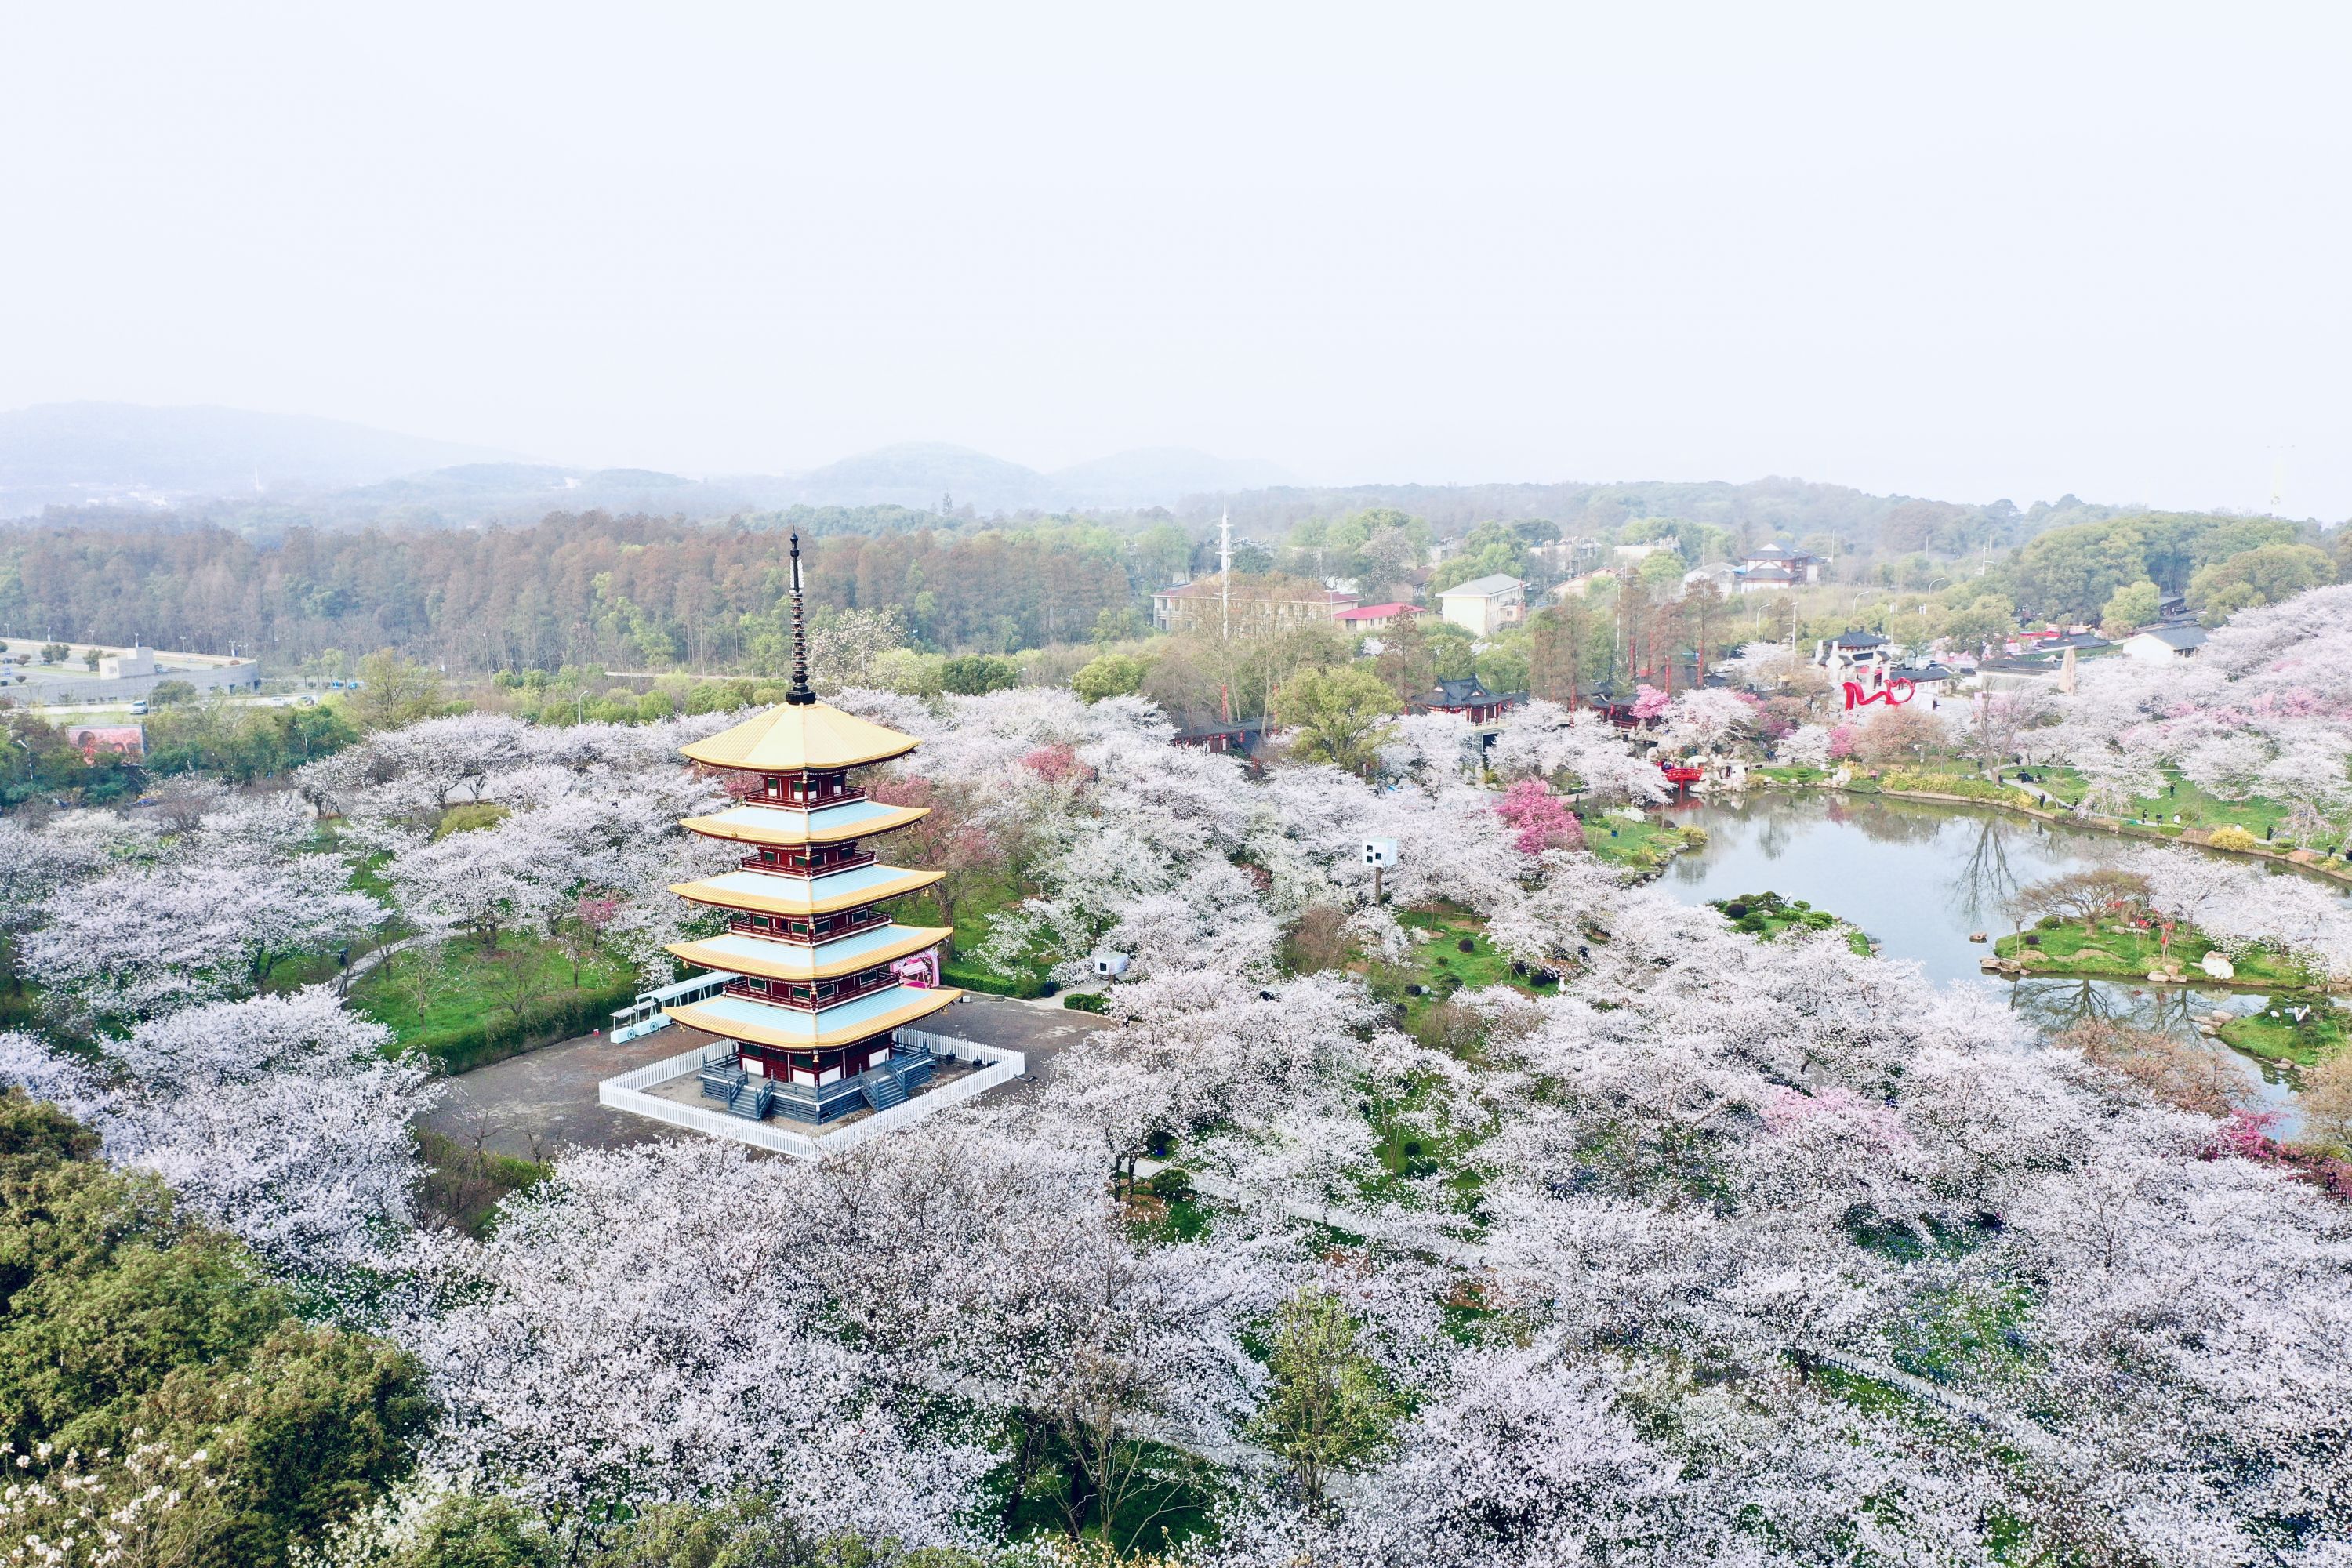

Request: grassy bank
left=1992, top=922, right=2318, bottom=989
left=2216, top=1004, right=2350, bottom=1068
left=1585, top=813, right=1704, bottom=872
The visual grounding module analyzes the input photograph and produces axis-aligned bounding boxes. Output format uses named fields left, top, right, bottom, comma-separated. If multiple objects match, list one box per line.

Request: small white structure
left=1363, top=839, right=1399, bottom=868
left=98, top=644, right=156, bottom=679
left=1090, top=951, right=1132, bottom=980
left=1436, top=574, right=1526, bottom=636
left=2122, top=626, right=2207, bottom=663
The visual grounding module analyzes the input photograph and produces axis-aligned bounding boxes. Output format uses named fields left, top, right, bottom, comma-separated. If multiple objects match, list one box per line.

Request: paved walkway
left=415, top=994, right=1110, bottom=1161
left=417, top=1025, right=710, bottom=1160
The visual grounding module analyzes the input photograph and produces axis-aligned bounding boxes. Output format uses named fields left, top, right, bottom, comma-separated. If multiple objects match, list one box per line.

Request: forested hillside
left=2, top=493, right=2339, bottom=680
left=1213, top=478, right=2137, bottom=558
left=0, top=512, right=1166, bottom=673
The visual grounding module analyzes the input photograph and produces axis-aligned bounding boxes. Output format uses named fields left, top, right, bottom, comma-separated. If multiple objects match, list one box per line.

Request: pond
left=1654, top=789, right=2337, bottom=1128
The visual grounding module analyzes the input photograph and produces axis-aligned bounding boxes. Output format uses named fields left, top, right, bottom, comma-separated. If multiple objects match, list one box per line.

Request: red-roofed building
left=1334, top=602, right=1423, bottom=632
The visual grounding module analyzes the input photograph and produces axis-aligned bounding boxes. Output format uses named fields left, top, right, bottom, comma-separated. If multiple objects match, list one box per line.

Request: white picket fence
left=597, top=1029, right=1026, bottom=1162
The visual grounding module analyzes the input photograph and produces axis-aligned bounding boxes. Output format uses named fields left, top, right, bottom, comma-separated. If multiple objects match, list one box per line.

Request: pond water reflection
left=1657, top=791, right=2324, bottom=1127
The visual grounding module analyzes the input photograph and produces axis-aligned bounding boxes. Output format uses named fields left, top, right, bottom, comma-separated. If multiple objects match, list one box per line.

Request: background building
left=1436, top=574, right=1526, bottom=636
left=1151, top=572, right=1359, bottom=634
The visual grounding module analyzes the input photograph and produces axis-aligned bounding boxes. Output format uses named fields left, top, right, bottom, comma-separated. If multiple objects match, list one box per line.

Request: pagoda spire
left=786, top=532, right=815, bottom=706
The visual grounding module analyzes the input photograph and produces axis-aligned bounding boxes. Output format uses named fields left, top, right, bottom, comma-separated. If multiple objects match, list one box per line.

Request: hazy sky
left=3, top=4, right=2347, bottom=516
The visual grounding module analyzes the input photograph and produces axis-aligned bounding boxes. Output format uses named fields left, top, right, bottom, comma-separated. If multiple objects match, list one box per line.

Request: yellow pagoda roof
left=680, top=702, right=918, bottom=774
left=665, top=924, right=951, bottom=982
left=679, top=798, right=931, bottom=848
left=666, top=985, right=961, bottom=1051
left=670, top=864, right=942, bottom=919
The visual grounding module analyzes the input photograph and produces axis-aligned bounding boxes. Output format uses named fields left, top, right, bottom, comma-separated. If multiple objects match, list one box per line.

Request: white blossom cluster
left=2031, top=584, right=2352, bottom=823
left=4, top=676, right=2350, bottom=1563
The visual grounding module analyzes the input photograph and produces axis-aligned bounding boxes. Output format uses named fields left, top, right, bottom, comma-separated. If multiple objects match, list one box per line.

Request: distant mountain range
left=0, top=403, right=521, bottom=511
left=0, top=405, right=1296, bottom=524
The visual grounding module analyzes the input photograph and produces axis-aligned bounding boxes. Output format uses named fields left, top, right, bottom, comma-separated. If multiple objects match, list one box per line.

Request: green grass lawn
left=1584, top=813, right=1700, bottom=871
left=1382, top=903, right=1554, bottom=1049
left=2217, top=1004, right=2350, bottom=1068
left=1993, top=921, right=2318, bottom=989
left=1987, top=766, right=2347, bottom=848
left=1708, top=891, right=1873, bottom=956
left=350, top=933, right=636, bottom=1047
left=1357, top=1073, right=1487, bottom=1214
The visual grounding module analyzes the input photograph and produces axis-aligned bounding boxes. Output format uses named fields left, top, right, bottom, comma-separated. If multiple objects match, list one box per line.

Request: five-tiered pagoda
left=659, top=535, right=960, bottom=1123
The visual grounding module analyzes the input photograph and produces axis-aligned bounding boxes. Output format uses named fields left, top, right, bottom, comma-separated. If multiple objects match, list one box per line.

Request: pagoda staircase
left=699, top=1062, right=772, bottom=1120
left=858, top=1068, right=909, bottom=1112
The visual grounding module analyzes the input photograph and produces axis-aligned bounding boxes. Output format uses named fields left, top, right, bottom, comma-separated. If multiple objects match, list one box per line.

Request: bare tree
left=2005, top=867, right=2151, bottom=935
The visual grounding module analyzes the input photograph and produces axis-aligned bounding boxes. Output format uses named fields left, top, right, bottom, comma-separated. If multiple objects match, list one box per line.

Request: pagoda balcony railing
left=722, top=970, right=898, bottom=1011
left=725, top=908, right=890, bottom=945
left=737, top=848, right=877, bottom=877
left=758, top=785, right=869, bottom=809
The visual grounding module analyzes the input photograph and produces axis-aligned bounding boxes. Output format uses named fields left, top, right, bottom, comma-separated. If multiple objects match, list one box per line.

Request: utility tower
left=1219, top=504, right=1232, bottom=642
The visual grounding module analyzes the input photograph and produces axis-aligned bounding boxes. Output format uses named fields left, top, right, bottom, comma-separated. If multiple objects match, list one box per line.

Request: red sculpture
left=1842, top=676, right=1915, bottom=710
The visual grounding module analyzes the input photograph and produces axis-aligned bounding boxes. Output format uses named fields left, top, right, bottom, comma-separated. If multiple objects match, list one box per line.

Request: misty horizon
left=3, top=8, right=2347, bottom=517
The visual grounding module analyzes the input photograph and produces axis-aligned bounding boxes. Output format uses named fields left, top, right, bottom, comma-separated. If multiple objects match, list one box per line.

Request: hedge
left=397, top=977, right=643, bottom=1076
left=942, top=956, right=1057, bottom=1000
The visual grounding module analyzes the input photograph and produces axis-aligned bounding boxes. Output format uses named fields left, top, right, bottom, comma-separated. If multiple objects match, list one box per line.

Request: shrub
left=1073, top=652, right=1149, bottom=703
left=1147, top=1167, right=1195, bottom=1203
left=940, top=655, right=1021, bottom=695
left=403, top=978, right=642, bottom=1075
left=941, top=956, right=1054, bottom=999
left=2037, top=915, right=2063, bottom=930
left=1062, top=990, right=1109, bottom=1014
left=2207, top=825, right=2263, bottom=853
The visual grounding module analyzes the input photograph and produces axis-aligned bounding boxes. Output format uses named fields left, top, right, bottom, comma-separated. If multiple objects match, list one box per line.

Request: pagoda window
left=789, top=920, right=811, bottom=936
left=790, top=985, right=812, bottom=1002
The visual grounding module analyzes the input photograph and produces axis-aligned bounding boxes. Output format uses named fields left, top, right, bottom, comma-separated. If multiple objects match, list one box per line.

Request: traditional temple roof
left=679, top=797, right=930, bottom=848
left=670, top=862, right=944, bottom=918
left=666, top=984, right=961, bottom=1051
left=680, top=701, right=919, bottom=774
left=666, top=924, right=951, bottom=982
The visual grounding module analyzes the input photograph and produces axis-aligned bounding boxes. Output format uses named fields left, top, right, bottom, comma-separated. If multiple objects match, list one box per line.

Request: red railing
left=723, top=967, right=895, bottom=1011
left=738, top=848, right=877, bottom=877
left=758, top=779, right=868, bottom=808
left=726, top=907, right=889, bottom=945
